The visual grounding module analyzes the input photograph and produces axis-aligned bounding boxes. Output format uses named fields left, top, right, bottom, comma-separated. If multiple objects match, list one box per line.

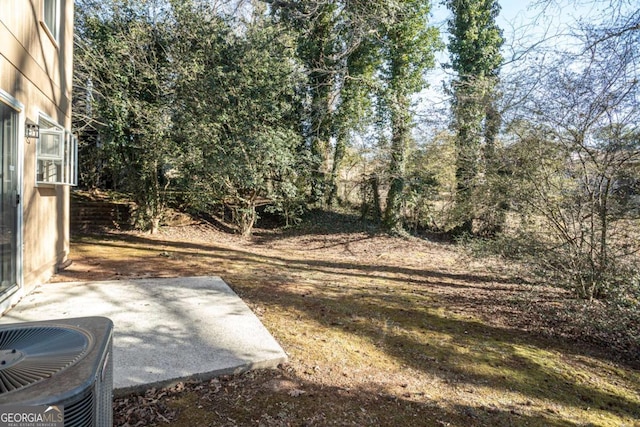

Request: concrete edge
left=113, top=355, right=289, bottom=397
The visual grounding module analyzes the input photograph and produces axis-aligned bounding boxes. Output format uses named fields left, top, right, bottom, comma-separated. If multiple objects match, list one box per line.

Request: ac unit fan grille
left=0, top=327, right=89, bottom=394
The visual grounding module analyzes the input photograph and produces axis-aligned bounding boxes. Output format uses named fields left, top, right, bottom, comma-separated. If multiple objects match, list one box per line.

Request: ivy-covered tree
left=446, top=0, right=504, bottom=235
left=268, top=0, right=395, bottom=207
left=267, top=1, right=342, bottom=203
left=380, top=0, right=440, bottom=234
left=327, top=5, right=384, bottom=207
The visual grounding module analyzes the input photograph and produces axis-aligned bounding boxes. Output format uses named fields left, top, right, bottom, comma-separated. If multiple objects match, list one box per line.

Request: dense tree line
left=73, top=0, right=442, bottom=235
left=73, top=0, right=639, bottom=316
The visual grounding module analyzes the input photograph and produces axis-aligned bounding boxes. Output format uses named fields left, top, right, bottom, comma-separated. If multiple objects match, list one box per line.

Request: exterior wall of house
left=0, top=0, right=73, bottom=293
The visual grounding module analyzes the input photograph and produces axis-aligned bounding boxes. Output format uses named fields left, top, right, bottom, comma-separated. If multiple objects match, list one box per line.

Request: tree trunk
left=307, top=46, right=336, bottom=204
left=383, top=93, right=410, bottom=235
left=478, top=99, right=505, bottom=236
left=361, top=174, right=382, bottom=222
left=454, top=113, right=480, bottom=235
left=327, top=131, right=346, bottom=207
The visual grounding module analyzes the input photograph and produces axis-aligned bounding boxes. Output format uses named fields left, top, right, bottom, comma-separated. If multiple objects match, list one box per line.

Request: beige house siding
left=0, top=0, right=74, bottom=296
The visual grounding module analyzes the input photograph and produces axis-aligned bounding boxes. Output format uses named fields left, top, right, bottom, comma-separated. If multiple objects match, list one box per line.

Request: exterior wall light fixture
left=26, top=121, right=40, bottom=140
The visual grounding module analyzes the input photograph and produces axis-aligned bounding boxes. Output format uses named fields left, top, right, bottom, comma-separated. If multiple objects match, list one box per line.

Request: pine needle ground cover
left=53, top=212, right=640, bottom=426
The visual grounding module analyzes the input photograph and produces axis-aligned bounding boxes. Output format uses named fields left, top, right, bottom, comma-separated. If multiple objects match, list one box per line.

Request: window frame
left=38, top=127, right=64, bottom=160
left=36, top=115, right=77, bottom=186
left=41, top=0, right=60, bottom=45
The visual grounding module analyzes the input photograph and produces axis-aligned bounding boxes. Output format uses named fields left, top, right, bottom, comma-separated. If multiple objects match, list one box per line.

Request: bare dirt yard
left=51, top=211, right=640, bottom=426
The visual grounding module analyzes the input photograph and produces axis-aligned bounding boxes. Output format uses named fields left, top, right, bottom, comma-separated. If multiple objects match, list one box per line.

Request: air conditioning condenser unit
left=0, top=316, right=113, bottom=427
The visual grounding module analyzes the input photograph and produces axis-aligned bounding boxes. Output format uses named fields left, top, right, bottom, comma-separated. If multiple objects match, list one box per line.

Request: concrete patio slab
left=0, top=276, right=287, bottom=395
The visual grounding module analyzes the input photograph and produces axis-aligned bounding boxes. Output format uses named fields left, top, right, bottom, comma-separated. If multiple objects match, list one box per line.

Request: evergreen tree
left=173, top=5, right=305, bottom=236
left=74, top=0, right=176, bottom=233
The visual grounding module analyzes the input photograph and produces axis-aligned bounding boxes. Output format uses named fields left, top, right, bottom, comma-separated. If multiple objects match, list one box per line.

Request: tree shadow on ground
left=72, top=233, right=639, bottom=368
left=251, top=209, right=380, bottom=240
left=241, top=279, right=640, bottom=421
left=85, top=232, right=518, bottom=287
left=72, top=234, right=638, bottom=362
left=158, top=368, right=582, bottom=427
left=68, top=233, right=640, bottom=425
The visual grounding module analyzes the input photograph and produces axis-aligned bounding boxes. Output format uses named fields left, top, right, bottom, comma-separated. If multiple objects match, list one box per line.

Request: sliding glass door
left=0, top=101, right=19, bottom=296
